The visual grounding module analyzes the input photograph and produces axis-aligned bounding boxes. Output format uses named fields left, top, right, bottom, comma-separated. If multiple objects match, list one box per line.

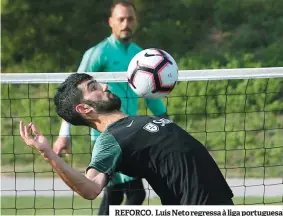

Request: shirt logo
left=113, top=61, right=119, bottom=65
left=153, top=118, right=172, bottom=126
left=143, top=122, right=159, bottom=133
left=126, top=120, right=134, bottom=127
left=144, top=53, right=162, bottom=57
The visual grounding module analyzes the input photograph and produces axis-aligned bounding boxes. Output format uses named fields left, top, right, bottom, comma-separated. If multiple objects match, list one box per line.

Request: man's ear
left=75, top=104, right=92, bottom=114
left=108, top=17, right=113, bottom=28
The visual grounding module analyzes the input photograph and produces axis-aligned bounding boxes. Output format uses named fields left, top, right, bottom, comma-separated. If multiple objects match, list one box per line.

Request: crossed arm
left=19, top=121, right=108, bottom=200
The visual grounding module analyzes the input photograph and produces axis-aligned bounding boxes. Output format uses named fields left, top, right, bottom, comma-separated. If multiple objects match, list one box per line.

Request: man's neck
left=112, top=34, right=131, bottom=45
left=94, top=111, right=128, bottom=132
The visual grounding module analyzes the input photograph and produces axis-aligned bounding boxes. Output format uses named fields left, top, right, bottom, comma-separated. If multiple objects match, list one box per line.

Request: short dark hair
left=54, top=73, right=93, bottom=126
left=110, top=0, right=136, bottom=16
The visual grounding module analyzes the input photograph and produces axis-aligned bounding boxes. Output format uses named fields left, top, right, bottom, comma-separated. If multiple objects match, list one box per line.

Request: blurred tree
left=2, top=0, right=110, bottom=72
left=2, top=0, right=283, bottom=72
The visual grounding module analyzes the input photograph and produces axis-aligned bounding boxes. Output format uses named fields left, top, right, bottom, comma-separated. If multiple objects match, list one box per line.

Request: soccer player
left=52, top=1, right=167, bottom=214
left=20, top=73, right=234, bottom=205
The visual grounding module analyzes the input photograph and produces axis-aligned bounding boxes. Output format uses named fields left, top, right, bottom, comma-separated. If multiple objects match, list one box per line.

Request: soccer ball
left=127, top=48, right=178, bottom=98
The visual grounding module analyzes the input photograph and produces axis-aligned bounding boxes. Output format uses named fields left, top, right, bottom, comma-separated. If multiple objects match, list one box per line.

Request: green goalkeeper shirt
left=77, top=34, right=167, bottom=186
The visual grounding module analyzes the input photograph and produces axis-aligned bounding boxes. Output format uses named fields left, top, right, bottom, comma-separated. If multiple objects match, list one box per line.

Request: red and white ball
left=127, top=48, right=178, bottom=98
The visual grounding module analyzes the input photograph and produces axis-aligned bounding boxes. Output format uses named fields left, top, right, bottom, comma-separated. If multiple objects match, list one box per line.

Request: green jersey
left=78, top=34, right=167, bottom=186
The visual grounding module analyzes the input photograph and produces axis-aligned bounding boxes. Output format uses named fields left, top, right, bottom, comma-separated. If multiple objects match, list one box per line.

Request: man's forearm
left=59, top=120, right=71, bottom=137
left=41, top=149, right=99, bottom=200
left=144, top=98, right=167, bottom=116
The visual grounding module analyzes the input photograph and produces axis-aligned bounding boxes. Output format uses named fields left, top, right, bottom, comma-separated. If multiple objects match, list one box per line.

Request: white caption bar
left=110, top=205, right=283, bottom=216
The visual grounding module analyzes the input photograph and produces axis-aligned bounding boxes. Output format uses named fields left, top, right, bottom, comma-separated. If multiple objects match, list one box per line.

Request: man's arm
left=43, top=149, right=107, bottom=200
left=77, top=46, right=104, bottom=73
left=20, top=121, right=108, bottom=200
left=53, top=119, right=72, bottom=156
left=144, top=98, right=168, bottom=117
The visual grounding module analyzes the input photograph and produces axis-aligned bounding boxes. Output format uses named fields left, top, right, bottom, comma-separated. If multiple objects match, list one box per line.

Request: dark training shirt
left=87, top=116, right=234, bottom=204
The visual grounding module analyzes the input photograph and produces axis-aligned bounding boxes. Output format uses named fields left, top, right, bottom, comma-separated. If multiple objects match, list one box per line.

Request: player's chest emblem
left=143, top=118, right=173, bottom=133
left=143, top=122, right=159, bottom=133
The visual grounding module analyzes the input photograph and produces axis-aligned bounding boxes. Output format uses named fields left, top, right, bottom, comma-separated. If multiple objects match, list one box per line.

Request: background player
left=52, top=1, right=168, bottom=214
left=20, top=73, right=234, bottom=205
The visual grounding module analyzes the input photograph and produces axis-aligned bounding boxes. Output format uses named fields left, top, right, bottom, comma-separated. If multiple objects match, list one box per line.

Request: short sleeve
left=77, top=46, right=104, bottom=72
left=86, top=131, right=122, bottom=177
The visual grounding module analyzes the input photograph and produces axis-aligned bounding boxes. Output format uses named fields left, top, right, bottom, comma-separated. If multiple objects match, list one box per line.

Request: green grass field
left=1, top=196, right=282, bottom=215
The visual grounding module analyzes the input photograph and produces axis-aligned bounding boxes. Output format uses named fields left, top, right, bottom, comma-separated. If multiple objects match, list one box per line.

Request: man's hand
left=159, top=113, right=169, bottom=119
left=53, top=137, right=71, bottom=157
left=19, top=121, right=51, bottom=153
left=19, top=121, right=106, bottom=200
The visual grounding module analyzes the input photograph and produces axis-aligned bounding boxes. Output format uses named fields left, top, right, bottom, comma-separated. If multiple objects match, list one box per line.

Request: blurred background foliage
left=2, top=0, right=283, bottom=72
left=1, top=0, right=283, bottom=177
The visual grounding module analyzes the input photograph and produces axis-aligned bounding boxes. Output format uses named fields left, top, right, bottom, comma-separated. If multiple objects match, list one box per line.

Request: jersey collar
left=109, top=34, right=130, bottom=51
left=105, top=116, right=130, bottom=131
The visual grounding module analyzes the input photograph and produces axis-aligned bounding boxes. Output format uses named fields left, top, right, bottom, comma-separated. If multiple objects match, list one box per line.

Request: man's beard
left=83, top=91, right=121, bottom=114
left=120, top=29, right=133, bottom=42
